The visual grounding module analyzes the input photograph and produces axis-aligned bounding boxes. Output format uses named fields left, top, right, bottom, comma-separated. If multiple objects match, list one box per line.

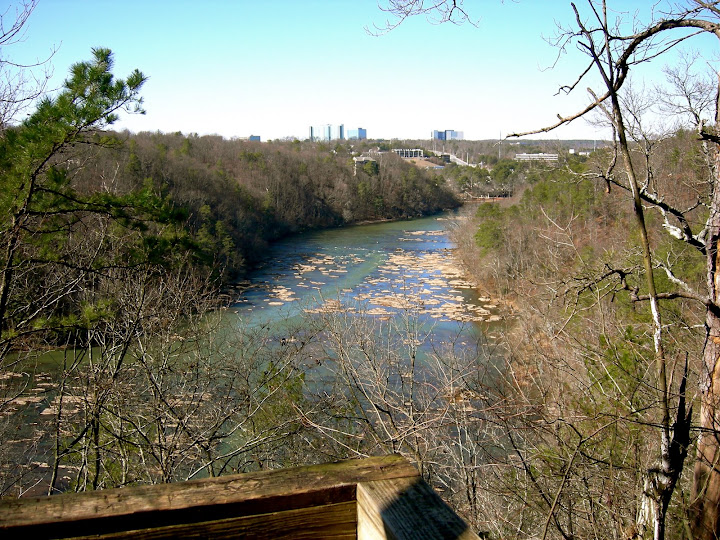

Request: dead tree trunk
left=692, top=118, right=720, bottom=538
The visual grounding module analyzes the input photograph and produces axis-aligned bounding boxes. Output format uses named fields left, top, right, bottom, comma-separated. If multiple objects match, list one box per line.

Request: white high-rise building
left=309, top=124, right=346, bottom=141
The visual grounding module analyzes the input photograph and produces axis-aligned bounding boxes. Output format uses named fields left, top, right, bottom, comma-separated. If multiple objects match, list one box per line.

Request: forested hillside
left=447, top=128, right=712, bottom=538
left=75, top=132, right=459, bottom=278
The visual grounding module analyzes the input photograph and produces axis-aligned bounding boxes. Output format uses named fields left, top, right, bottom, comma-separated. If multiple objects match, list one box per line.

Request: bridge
left=446, top=153, right=474, bottom=167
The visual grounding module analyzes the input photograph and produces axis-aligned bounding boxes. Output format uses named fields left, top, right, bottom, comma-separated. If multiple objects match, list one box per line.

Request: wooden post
left=358, top=476, right=480, bottom=540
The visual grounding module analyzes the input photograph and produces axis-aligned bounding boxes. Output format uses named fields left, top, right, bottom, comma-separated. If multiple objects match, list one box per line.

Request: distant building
left=353, top=156, right=376, bottom=175
left=515, top=153, right=559, bottom=162
left=347, top=127, right=367, bottom=140
left=432, top=129, right=464, bottom=141
left=238, top=135, right=261, bottom=142
left=309, top=124, right=349, bottom=141
left=310, top=125, right=330, bottom=141
left=392, top=148, right=424, bottom=158
left=308, top=125, right=369, bottom=141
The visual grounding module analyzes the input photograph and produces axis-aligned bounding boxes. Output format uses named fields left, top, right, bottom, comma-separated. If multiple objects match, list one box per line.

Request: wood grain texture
left=69, top=501, right=358, bottom=540
left=357, top=476, right=481, bottom=540
left=0, top=454, right=481, bottom=540
left=0, top=454, right=416, bottom=538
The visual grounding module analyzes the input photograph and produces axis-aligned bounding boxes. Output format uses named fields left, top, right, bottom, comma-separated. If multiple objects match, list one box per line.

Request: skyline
left=6, top=0, right=714, bottom=141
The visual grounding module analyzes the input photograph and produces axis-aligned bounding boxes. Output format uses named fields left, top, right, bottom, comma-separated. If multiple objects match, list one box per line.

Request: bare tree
left=40, top=253, right=317, bottom=492
left=513, top=5, right=717, bottom=537
left=375, top=0, right=720, bottom=537
left=366, top=0, right=477, bottom=35
left=0, top=0, right=53, bottom=130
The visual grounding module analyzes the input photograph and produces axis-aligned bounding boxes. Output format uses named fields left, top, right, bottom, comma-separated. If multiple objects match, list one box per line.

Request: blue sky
left=6, top=0, right=716, bottom=141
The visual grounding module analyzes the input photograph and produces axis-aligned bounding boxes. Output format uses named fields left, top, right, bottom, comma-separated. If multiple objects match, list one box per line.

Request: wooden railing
left=0, top=454, right=479, bottom=539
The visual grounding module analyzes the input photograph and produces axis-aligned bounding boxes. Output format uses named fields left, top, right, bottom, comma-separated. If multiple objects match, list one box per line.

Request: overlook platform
left=0, top=454, right=479, bottom=539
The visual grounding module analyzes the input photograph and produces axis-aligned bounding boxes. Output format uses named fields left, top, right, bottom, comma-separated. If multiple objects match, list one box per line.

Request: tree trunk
left=691, top=73, right=720, bottom=540
left=692, top=191, right=720, bottom=538
left=692, top=325, right=720, bottom=538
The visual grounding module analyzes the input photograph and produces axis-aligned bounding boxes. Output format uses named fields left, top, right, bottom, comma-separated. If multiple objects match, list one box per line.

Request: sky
left=5, top=0, right=717, bottom=141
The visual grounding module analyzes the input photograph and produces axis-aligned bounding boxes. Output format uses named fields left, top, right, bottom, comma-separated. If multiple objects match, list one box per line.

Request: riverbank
left=446, top=206, right=514, bottom=316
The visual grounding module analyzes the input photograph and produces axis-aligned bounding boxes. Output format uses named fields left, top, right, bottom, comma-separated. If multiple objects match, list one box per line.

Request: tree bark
left=692, top=123, right=720, bottom=538
left=693, top=330, right=720, bottom=537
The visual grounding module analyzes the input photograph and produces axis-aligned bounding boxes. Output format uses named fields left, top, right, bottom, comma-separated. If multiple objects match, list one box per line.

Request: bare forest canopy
left=70, top=131, right=463, bottom=277
left=61, top=131, right=597, bottom=281
left=446, top=126, right=713, bottom=539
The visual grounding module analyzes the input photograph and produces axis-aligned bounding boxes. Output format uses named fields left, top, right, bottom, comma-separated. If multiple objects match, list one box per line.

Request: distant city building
left=238, top=135, right=261, bottom=142
left=515, top=153, right=559, bottom=162
left=392, top=148, right=424, bottom=158
left=432, top=129, right=464, bottom=141
left=309, top=125, right=368, bottom=141
left=310, top=125, right=330, bottom=141
left=309, top=124, right=351, bottom=141
left=347, top=127, right=367, bottom=140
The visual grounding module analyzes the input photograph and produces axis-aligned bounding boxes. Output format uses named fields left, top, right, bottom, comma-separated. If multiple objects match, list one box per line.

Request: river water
left=230, top=212, right=502, bottom=351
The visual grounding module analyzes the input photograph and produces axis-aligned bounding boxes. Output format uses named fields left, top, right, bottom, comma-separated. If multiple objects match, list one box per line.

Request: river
left=230, top=211, right=503, bottom=353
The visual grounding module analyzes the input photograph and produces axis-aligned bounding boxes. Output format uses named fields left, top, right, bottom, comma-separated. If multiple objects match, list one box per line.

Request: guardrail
left=0, top=454, right=479, bottom=539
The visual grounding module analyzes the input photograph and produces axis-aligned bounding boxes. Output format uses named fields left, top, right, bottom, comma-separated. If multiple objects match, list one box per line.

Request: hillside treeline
left=448, top=128, right=710, bottom=537
left=78, top=132, right=459, bottom=277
